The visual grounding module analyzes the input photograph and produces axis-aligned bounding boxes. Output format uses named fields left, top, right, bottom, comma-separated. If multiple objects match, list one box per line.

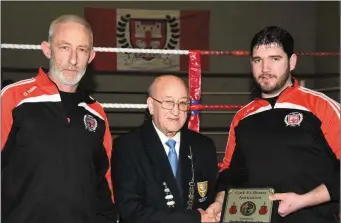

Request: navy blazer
left=111, top=119, right=218, bottom=223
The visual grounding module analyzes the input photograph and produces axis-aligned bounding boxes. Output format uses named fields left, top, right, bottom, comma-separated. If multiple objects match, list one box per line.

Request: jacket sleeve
left=94, top=117, right=117, bottom=222
left=216, top=116, right=247, bottom=193
left=314, top=96, right=340, bottom=201
left=204, top=137, right=219, bottom=206
left=1, top=87, right=16, bottom=150
left=324, top=161, right=340, bottom=202
left=111, top=136, right=201, bottom=223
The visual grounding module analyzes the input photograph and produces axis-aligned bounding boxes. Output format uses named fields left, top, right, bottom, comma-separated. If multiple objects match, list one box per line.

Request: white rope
left=1, top=43, right=189, bottom=55
left=1, top=43, right=188, bottom=109
left=101, top=103, right=147, bottom=109
left=1, top=44, right=42, bottom=50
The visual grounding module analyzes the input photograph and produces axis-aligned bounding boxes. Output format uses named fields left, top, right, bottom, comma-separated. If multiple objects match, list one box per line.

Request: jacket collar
left=251, top=77, right=300, bottom=101
left=35, top=67, right=95, bottom=104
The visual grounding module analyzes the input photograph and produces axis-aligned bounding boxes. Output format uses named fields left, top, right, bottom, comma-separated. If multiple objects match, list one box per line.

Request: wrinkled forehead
left=52, top=22, right=92, bottom=45
left=156, top=82, right=188, bottom=100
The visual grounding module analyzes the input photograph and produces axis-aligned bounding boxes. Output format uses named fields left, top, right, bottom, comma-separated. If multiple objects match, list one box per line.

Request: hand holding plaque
left=220, top=188, right=275, bottom=223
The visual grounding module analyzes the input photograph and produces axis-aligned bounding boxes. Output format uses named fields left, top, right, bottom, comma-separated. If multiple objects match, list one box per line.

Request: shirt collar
left=152, top=121, right=181, bottom=145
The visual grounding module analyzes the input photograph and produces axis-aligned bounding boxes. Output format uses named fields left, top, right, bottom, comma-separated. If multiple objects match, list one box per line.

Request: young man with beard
left=206, top=26, right=340, bottom=223
left=1, top=15, right=116, bottom=223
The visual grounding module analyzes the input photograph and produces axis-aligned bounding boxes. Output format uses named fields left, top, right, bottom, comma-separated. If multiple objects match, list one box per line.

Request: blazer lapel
left=178, top=128, right=194, bottom=208
left=140, top=120, right=183, bottom=208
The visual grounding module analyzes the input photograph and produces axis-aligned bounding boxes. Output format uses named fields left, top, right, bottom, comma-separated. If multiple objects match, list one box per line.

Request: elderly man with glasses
left=111, top=75, right=219, bottom=223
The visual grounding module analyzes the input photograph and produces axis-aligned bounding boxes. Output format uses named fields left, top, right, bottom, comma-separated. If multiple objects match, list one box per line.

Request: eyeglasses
left=150, top=96, right=190, bottom=111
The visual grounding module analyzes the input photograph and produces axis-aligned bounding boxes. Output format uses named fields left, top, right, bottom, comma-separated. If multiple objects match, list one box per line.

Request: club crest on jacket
left=84, top=114, right=98, bottom=132
left=284, top=112, right=303, bottom=127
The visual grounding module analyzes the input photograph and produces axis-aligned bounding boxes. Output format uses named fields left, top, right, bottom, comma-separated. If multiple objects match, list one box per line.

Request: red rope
left=190, top=104, right=244, bottom=110
left=295, top=52, right=340, bottom=56
left=200, top=50, right=249, bottom=56
left=199, top=50, right=340, bottom=56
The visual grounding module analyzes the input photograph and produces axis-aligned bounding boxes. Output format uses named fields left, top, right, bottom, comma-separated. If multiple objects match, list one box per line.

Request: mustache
left=49, top=60, right=79, bottom=72
left=259, top=74, right=276, bottom=79
left=61, top=67, right=79, bottom=71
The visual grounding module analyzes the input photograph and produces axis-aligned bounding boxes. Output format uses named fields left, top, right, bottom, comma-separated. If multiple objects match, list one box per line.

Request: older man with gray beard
left=1, top=14, right=116, bottom=223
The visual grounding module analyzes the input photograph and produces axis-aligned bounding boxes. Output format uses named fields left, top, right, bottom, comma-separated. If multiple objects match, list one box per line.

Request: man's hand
left=205, top=191, right=225, bottom=221
left=198, top=208, right=217, bottom=222
left=205, top=201, right=223, bottom=221
left=269, top=192, right=305, bottom=217
left=269, top=184, right=331, bottom=217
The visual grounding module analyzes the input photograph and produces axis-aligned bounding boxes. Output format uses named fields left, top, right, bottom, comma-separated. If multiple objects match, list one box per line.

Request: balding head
left=48, top=14, right=94, bottom=47
left=148, top=75, right=188, bottom=98
left=147, top=75, right=189, bottom=138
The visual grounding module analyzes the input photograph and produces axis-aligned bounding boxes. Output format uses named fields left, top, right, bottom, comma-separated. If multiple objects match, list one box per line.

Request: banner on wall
left=84, top=7, right=210, bottom=71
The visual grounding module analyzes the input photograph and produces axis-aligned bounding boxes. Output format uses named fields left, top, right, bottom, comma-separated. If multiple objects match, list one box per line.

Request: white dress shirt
left=152, top=121, right=180, bottom=159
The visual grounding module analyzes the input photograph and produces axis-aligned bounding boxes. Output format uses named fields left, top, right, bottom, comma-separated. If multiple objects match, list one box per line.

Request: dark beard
left=255, top=68, right=291, bottom=94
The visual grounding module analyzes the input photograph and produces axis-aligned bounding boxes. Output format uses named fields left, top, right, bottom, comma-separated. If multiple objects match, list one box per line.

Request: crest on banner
left=129, top=19, right=167, bottom=61
left=116, top=9, right=180, bottom=70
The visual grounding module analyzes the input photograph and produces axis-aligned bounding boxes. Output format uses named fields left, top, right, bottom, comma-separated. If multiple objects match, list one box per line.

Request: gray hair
left=48, top=14, right=93, bottom=47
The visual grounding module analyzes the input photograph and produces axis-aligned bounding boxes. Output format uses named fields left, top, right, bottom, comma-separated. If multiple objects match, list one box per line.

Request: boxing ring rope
left=2, top=43, right=340, bottom=133
left=2, top=44, right=340, bottom=56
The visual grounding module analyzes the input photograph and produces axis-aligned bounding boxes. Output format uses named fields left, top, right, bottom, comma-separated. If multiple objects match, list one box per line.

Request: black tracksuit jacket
left=217, top=79, right=340, bottom=223
left=1, top=67, right=116, bottom=223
